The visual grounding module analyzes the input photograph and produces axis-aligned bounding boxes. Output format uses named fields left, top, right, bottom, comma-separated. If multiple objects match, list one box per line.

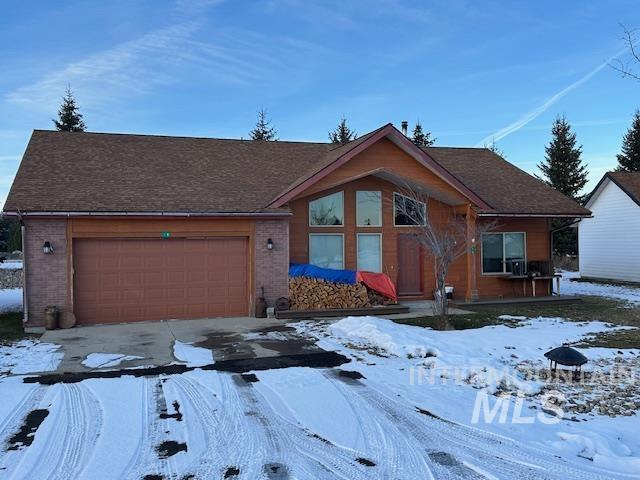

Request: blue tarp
left=289, top=263, right=357, bottom=284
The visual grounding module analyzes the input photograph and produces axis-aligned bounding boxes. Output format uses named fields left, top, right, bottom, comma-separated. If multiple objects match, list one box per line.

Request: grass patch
left=571, top=329, right=640, bottom=349
left=392, top=296, right=640, bottom=349
left=0, top=311, right=34, bottom=344
left=391, top=314, right=519, bottom=330
left=462, top=296, right=640, bottom=328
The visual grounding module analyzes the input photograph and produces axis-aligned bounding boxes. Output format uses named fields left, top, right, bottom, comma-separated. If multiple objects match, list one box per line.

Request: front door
left=397, top=234, right=422, bottom=296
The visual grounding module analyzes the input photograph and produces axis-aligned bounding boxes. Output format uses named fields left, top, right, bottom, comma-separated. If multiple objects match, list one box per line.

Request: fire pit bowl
left=544, top=346, right=588, bottom=374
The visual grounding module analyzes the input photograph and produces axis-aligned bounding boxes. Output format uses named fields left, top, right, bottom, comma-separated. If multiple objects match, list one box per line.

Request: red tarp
left=356, top=271, right=398, bottom=301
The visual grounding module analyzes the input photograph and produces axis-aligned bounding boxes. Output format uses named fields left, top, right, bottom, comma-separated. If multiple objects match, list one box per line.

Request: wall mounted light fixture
left=42, top=241, right=54, bottom=254
left=267, top=238, right=274, bottom=250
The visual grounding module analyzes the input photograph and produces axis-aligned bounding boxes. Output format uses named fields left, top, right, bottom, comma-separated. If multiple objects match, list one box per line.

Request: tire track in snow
left=233, top=373, right=388, bottom=480
left=8, top=383, right=103, bottom=480
left=123, top=378, right=172, bottom=480
left=318, top=372, right=434, bottom=479
left=344, top=376, right=619, bottom=480
left=0, top=384, right=47, bottom=451
left=168, top=373, right=263, bottom=478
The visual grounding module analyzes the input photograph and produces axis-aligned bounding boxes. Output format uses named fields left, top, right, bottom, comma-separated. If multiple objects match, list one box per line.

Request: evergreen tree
left=0, top=217, right=21, bottom=253
left=538, top=115, right=588, bottom=202
left=485, top=138, right=506, bottom=159
left=328, top=117, right=357, bottom=144
left=411, top=121, right=435, bottom=147
left=616, top=110, right=640, bottom=172
left=249, top=108, right=277, bottom=141
left=538, top=116, right=589, bottom=257
left=53, top=86, right=86, bottom=132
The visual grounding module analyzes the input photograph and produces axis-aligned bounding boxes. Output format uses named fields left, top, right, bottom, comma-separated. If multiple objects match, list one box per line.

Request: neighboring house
left=579, top=172, right=640, bottom=283
left=4, top=123, right=589, bottom=330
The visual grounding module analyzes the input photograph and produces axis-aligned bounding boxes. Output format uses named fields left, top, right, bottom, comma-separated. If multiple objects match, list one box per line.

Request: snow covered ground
left=172, top=341, right=214, bottom=367
left=561, top=271, right=640, bottom=304
left=0, top=340, right=63, bottom=375
left=0, top=314, right=637, bottom=479
left=0, top=275, right=638, bottom=478
left=0, top=260, right=22, bottom=270
left=81, top=353, right=144, bottom=369
left=0, top=288, right=22, bottom=313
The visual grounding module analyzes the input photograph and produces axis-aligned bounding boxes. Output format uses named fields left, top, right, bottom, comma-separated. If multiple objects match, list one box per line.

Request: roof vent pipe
left=401, top=121, right=408, bottom=136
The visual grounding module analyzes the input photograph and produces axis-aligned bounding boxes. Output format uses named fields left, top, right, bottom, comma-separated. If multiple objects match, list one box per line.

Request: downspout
left=18, top=212, right=28, bottom=325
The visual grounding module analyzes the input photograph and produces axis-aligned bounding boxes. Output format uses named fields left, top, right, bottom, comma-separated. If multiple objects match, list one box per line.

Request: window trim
left=309, top=233, right=345, bottom=270
left=356, top=233, right=383, bottom=272
left=308, top=191, right=344, bottom=227
left=356, top=190, right=382, bottom=227
left=393, top=192, right=427, bottom=227
left=480, top=232, right=527, bottom=275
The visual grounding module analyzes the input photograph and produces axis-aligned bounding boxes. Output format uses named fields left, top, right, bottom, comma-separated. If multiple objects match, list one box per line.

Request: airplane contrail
left=476, top=50, right=626, bottom=147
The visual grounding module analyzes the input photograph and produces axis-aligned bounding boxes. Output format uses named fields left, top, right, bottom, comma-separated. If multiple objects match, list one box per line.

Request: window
left=481, top=233, right=526, bottom=274
left=356, top=191, right=382, bottom=226
left=357, top=234, right=382, bottom=272
left=393, top=193, right=426, bottom=226
left=309, top=192, right=344, bottom=226
left=309, top=234, right=344, bottom=269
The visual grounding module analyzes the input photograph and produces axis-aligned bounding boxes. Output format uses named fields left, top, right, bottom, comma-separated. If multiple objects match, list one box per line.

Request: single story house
left=579, top=171, right=640, bottom=283
left=4, top=123, right=590, bottom=330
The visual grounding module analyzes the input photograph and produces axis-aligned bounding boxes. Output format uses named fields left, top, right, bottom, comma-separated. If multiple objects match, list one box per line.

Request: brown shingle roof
left=424, top=146, right=590, bottom=216
left=607, top=171, right=640, bottom=207
left=4, top=130, right=331, bottom=213
left=4, top=128, right=590, bottom=217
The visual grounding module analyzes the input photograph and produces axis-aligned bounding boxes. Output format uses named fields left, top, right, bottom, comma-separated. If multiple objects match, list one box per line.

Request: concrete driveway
left=41, top=316, right=321, bottom=373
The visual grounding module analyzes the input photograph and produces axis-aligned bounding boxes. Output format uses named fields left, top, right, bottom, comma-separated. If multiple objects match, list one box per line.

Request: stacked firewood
left=367, top=289, right=395, bottom=306
left=289, top=277, right=371, bottom=310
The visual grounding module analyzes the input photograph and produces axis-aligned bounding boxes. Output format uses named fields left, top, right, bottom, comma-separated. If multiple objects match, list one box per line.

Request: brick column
left=254, top=219, right=290, bottom=310
left=23, top=218, right=69, bottom=331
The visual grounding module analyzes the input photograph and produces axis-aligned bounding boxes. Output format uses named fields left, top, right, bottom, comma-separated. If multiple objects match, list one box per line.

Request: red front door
left=397, top=234, right=423, bottom=296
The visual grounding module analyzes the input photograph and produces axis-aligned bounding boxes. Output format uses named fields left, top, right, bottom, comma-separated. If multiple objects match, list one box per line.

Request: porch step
left=453, top=295, right=584, bottom=307
left=276, top=304, right=410, bottom=319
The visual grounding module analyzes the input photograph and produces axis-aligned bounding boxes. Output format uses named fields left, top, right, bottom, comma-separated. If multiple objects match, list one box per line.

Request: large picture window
left=481, top=232, right=526, bottom=274
left=357, top=234, right=382, bottom=272
left=309, top=234, right=344, bottom=269
left=356, top=191, right=382, bottom=226
left=393, top=193, right=426, bottom=226
left=309, top=192, right=344, bottom=226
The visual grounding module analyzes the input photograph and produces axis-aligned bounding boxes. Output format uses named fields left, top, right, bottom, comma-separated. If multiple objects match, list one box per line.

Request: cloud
left=4, top=0, right=317, bottom=114
left=475, top=49, right=626, bottom=147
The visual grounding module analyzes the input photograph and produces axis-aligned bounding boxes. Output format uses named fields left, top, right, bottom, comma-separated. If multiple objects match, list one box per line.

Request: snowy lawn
left=0, top=288, right=22, bottom=313
left=0, top=314, right=637, bottom=479
left=561, top=270, right=640, bottom=305
left=296, top=316, right=640, bottom=476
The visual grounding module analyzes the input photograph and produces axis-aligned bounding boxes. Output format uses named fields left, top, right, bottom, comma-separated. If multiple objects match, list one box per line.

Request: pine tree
left=411, top=121, right=435, bottom=147
left=538, top=116, right=589, bottom=256
left=538, top=115, right=588, bottom=201
left=485, top=138, right=506, bottom=159
left=616, top=110, right=640, bottom=172
left=53, top=86, right=86, bottom=132
left=249, top=108, right=277, bottom=141
left=328, top=118, right=357, bottom=144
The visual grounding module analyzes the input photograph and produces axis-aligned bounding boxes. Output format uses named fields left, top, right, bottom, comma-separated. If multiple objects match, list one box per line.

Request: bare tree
left=609, top=24, right=640, bottom=82
left=392, top=186, right=496, bottom=329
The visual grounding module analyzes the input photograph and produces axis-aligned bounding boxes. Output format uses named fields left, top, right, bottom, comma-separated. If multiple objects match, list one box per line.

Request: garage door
left=73, top=237, right=248, bottom=325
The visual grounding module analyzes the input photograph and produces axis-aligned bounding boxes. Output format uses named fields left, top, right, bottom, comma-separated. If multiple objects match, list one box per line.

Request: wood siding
left=579, top=180, right=640, bottom=282
left=288, top=139, right=553, bottom=300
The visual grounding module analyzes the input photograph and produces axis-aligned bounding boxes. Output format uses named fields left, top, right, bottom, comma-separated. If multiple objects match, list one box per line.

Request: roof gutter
left=477, top=213, right=592, bottom=218
left=3, top=211, right=293, bottom=218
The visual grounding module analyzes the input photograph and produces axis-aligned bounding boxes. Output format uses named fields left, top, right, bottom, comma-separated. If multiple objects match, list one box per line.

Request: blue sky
left=1, top=0, right=639, bottom=206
